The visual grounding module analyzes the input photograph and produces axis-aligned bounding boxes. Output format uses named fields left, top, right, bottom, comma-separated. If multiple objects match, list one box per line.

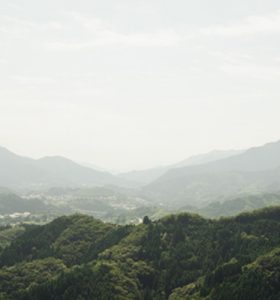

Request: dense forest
left=0, top=207, right=280, bottom=299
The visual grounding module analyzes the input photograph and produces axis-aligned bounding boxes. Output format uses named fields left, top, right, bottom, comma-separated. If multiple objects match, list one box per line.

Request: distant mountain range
left=0, top=146, right=244, bottom=190
left=0, top=147, right=128, bottom=189
left=119, top=149, right=243, bottom=186
left=1, top=140, right=280, bottom=209
left=144, top=140, right=280, bottom=207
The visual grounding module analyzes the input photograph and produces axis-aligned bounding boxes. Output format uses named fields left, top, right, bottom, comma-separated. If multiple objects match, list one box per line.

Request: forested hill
left=1, top=208, right=280, bottom=299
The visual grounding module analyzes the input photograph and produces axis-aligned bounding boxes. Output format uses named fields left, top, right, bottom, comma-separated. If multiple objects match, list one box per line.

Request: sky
left=0, top=0, right=280, bottom=172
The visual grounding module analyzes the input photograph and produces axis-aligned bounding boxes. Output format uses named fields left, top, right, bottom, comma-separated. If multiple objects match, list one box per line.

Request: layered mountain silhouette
left=0, top=147, right=127, bottom=189
left=144, top=140, right=280, bottom=207
left=1, top=140, right=280, bottom=205
left=119, top=149, right=243, bottom=186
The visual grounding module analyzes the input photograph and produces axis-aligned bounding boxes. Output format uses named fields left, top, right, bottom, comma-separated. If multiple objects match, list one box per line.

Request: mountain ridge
left=119, top=149, right=243, bottom=186
left=144, top=140, right=280, bottom=207
left=0, top=147, right=128, bottom=189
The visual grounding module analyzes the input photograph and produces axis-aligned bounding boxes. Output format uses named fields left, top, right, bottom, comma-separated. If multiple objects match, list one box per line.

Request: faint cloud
left=45, top=10, right=280, bottom=51
left=201, top=10, right=280, bottom=37
left=45, top=12, right=191, bottom=50
left=209, top=51, right=252, bottom=64
left=7, top=3, right=22, bottom=10
left=11, top=75, right=56, bottom=85
left=47, top=30, right=188, bottom=50
left=220, top=63, right=280, bottom=81
left=0, top=16, right=65, bottom=36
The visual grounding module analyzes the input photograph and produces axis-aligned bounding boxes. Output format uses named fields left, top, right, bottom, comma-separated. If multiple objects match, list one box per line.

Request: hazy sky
left=1, top=0, right=280, bottom=171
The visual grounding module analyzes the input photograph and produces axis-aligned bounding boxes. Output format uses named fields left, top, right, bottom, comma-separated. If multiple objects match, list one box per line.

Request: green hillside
left=1, top=207, right=280, bottom=299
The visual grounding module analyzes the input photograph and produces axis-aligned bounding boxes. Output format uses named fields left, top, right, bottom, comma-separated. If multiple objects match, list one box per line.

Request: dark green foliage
left=0, top=258, right=66, bottom=300
left=143, top=216, right=151, bottom=225
left=51, top=215, right=116, bottom=265
left=22, top=262, right=140, bottom=300
left=197, top=248, right=280, bottom=300
left=0, top=216, right=76, bottom=266
left=0, top=225, right=25, bottom=254
left=84, top=225, right=133, bottom=263
left=0, top=214, right=118, bottom=266
left=1, top=207, right=280, bottom=299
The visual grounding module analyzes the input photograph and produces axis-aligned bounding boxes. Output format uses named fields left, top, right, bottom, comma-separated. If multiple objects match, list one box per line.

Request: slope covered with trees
left=0, top=207, right=280, bottom=299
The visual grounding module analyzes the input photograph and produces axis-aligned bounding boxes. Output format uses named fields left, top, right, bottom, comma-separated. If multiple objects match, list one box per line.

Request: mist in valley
left=1, top=1, right=280, bottom=299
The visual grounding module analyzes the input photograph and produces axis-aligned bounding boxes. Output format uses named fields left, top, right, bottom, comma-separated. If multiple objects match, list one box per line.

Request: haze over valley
left=1, top=139, right=280, bottom=226
left=1, top=0, right=280, bottom=299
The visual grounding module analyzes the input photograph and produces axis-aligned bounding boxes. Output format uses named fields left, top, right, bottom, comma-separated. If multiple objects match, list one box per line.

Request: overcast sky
left=0, top=0, right=280, bottom=171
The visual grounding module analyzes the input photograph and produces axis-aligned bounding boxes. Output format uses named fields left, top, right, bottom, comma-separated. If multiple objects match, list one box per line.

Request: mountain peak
left=0, top=147, right=126, bottom=188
